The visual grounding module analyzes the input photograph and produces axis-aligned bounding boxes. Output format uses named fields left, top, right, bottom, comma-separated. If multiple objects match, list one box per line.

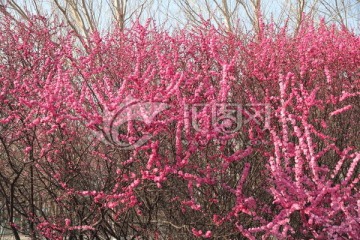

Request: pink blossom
left=330, top=105, right=353, bottom=116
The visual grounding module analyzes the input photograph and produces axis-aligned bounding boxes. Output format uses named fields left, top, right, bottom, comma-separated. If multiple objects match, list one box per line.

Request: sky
left=4, top=0, right=360, bottom=33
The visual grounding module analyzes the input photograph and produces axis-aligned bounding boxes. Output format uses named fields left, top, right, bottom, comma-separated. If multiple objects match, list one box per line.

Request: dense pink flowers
left=0, top=14, right=359, bottom=239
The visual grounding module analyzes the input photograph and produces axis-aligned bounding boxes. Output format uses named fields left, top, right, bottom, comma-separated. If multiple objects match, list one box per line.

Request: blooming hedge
left=0, top=15, right=359, bottom=239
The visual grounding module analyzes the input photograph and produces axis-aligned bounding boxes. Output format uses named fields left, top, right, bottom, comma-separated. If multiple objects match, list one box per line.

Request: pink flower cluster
left=0, top=14, right=359, bottom=239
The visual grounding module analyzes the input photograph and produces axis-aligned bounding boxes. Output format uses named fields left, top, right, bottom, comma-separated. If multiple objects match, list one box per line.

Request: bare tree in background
left=173, top=0, right=262, bottom=33
left=0, top=0, right=154, bottom=42
left=318, top=0, right=360, bottom=27
left=173, top=0, right=359, bottom=32
left=273, top=0, right=359, bottom=31
left=0, top=0, right=359, bottom=34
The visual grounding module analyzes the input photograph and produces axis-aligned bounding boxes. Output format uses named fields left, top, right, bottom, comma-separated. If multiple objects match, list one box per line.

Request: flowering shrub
left=0, top=15, right=359, bottom=239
